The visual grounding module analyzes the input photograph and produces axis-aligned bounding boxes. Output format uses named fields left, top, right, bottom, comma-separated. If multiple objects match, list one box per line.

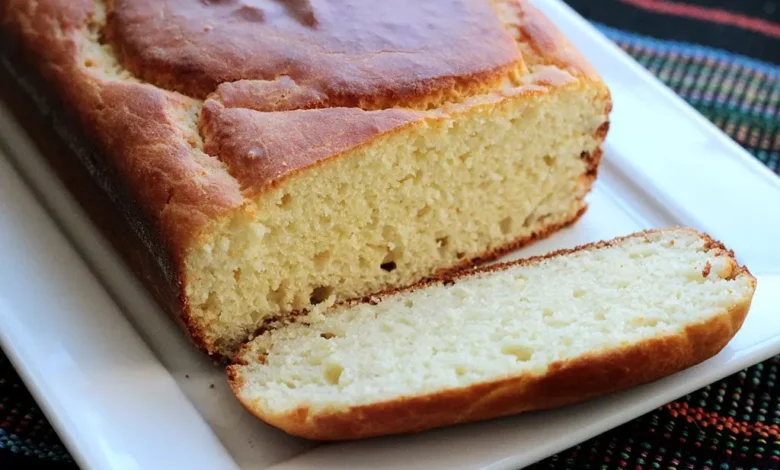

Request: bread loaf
left=228, top=229, right=755, bottom=440
left=1, top=0, right=610, bottom=358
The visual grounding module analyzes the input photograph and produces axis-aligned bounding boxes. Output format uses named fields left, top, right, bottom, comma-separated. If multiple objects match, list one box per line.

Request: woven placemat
left=0, top=0, right=778, bottom=468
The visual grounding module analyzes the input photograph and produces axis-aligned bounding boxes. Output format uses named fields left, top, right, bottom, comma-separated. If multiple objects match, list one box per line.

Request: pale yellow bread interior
left=186, top=77, right=608, bottom=356
left=229, top=229, right=755, bottom=439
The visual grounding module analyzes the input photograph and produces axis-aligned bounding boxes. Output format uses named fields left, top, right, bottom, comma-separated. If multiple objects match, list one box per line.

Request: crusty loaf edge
left=227, top=229, right=755, bottom=440
left=0, top=38, right=199, bottom=350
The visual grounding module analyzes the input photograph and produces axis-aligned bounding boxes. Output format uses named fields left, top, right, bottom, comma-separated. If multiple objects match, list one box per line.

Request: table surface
left=0, top=0, right=777, bottom=468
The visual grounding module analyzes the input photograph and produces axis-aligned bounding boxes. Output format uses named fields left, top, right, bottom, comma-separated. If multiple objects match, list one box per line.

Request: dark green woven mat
left=1, top=0, right=778, bottom=468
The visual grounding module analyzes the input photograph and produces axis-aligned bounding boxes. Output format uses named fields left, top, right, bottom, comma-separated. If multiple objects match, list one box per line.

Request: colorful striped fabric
left=0, top=0, right=778, bottom=468
left=597, top=24, right=779, bottom=175
left=566, top=0, right=779, bottom=63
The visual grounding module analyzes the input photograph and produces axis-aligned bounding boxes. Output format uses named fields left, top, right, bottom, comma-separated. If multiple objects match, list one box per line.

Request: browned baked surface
left=105, top=0, right=523, bottom=105
left=0, top=54, right=194, bottom=337
left=227, top=229, right=755, bottom=440
left=0, top=0, right=610, bottom=358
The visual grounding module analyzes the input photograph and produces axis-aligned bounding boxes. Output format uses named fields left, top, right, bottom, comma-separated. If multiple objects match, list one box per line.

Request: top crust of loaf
left=105, top=0, right=522, bottom=104
left=0, top=0, right=610, bottom=355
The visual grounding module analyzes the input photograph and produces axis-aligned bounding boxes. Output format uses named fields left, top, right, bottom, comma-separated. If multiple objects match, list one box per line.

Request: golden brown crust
left=228, top=230, right=755, bottom=440
left=105, top=0, right=523, bottom=106
left=1, top=0, right=246, bottom=246
left=497, top=0, right=600, bottom=80
left=0, top=35, right=219, bottom=355
left=200, top=99, right=424, bottom=196
left=0, top=0, right=611, bottom=357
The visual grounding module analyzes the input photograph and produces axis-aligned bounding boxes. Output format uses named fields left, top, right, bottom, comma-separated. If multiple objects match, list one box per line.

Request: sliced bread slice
left=228, top=228, right=755, bottom=440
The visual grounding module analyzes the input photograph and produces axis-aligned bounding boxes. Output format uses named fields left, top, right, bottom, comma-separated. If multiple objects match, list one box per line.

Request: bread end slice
left=228, top=228, right=755, bottom=440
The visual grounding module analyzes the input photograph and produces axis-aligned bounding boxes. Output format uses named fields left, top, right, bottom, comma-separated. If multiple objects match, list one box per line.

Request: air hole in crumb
left=310, top=286, right=333, bottom=305
left=313, top=250, right=330, bottom=270
left=500, top=216, right=513, bottom=235
left=594, top=311, right=607, bottom=321
left=543, top=155, right=555, bottom=167
left=283, top=381, right=297, bottom=389
left=233, top=268, right=242, bottom=281
left=380, top=261, right=397, bottom=272
left=278, top=193, right=293, bottom=207
left=398, top=173, right=416, bottom=184
left=380, top=323, right=393, bottom=332
left=436, top=235, right=450, bottom=256
left=542, top=308, right=554, bottom=318
left=84, top=59, right=94, bottom=67
left=417, top=206, right=431, bottom=218
left=404, top=299, right=414, bottom=308
left=320, top=332, right=336, bottom=339
left=501, top=344, right=533, bottom=362
left=381, top=244, right=403, bottom=271
left=323, top=363, right=344, bottom=385
left=572, top=289, right=585, bottom=298
left=199, top=292, right=219, bottom=311
left=455, top=366, right=467, bottom=377
left=382, top=249, right=399, bottom=264
left=456, top=252, right=466, bottom=259
left=268, top=281, right=289, bottom=307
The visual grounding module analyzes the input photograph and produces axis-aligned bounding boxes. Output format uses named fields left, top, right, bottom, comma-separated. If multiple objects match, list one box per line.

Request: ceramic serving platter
left=0, top=1, right=778, bottom=468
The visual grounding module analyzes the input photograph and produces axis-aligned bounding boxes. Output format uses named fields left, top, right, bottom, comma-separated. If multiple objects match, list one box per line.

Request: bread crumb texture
left=188, top=83, right=606, bottom=355
left=232, top=229, right=753, bottom=419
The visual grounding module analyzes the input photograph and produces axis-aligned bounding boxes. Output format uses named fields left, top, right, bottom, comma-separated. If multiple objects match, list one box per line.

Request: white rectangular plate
left=1, top=1, right=779, bottom=469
